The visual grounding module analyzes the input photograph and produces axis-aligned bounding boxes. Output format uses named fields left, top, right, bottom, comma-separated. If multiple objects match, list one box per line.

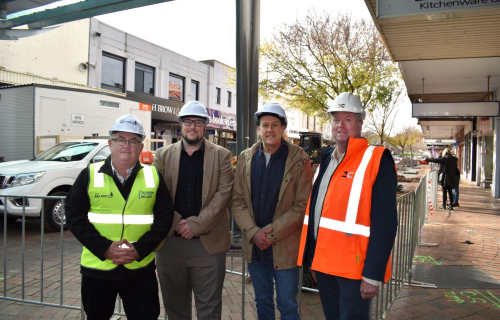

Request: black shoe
left=439, top=205, right=445, bottom=209
left=452, top=203, right=459, bottom=207
left=447, top=206, right=453, bottom=210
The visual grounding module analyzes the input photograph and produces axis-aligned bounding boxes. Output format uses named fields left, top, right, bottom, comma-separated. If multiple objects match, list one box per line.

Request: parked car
left=0, top=140, right=110, bottom=231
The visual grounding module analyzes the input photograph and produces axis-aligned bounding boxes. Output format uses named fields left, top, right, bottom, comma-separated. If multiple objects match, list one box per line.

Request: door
left=41, top=97, right=65, bottom=135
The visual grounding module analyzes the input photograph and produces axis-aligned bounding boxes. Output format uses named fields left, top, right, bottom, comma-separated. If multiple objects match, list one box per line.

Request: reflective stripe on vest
left=297, top=138, right=392, bottom=282
left=318, top=146, right=374, bottom=238
left=88, top=212, right=154, bottom=225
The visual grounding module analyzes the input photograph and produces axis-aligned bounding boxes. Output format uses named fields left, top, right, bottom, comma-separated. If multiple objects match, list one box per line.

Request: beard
left=182, top=132, right=204, bottom=145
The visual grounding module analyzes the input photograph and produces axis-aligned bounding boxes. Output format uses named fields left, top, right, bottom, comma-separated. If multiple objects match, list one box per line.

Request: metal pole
left=59, top=199, right=64, bottom=306
left=22, top=197, right=26, bottom=300
left=236, top=0, right=251, bottom=156
left=248, top=0, right=260, bottom=147
left=3, top=196, right=7, bottom=297
left=41, top=204, right=45, bottom=303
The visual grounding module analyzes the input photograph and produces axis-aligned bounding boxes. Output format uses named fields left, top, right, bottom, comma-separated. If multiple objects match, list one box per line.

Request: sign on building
left=378, top=0, right=500, bottom=18
left=71, top=114, right=85, bottom=126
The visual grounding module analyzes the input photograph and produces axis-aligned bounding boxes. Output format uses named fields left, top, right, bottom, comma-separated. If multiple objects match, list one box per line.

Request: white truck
left=0, top=140, right=111, bottom=231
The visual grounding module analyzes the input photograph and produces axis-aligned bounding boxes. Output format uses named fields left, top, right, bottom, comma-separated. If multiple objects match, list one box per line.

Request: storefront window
left=169, top=74, right=184, bottom=101
left=101, top=53, right=125, bottom=93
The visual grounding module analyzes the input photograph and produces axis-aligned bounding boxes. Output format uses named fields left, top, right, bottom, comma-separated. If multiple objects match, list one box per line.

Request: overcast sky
left=97, top=0, right=417, bottom=131
left=98, top=0, right=372, bottom=68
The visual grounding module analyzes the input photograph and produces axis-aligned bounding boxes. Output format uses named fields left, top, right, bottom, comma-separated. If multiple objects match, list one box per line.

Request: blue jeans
left=247, top=260, right=299, bottom=320
left=453, top=175, right=460, bottom=203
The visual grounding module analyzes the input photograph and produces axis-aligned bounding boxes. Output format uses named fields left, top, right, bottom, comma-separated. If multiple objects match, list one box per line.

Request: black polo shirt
left=174, top=140, right=204, bottom=219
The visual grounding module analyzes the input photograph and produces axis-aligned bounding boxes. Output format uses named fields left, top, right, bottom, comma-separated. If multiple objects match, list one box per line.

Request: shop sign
left=151, top=103, right=180, bottom=115
left=207, top=108, right=237, bottom=130
left=205, top=129, right=216, bottom=135
left=378, top=0, right=500, bottom=18
left=139, top=103, right=152, bottom=111
left=71, top=114, right=84, bottom=126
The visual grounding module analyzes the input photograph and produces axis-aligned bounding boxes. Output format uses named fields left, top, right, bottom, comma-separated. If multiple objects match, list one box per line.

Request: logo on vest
left=138, top=191, right=154, bottom=199
left=342, top=171, right=353, bottom=178
left=94, top=192, right=114, bottom=198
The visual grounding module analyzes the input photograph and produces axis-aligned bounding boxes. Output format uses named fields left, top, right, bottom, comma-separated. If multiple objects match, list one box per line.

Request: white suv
left=0, top=140, right=110, bottom=231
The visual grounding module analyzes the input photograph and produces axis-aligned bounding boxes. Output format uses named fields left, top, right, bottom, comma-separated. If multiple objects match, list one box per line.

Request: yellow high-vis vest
left=81, top=162, right=159, bottom=271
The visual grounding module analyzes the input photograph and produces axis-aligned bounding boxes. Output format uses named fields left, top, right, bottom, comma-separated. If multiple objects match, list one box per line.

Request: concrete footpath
left=1, top=169, right=500, bottom=319
left=385, top=179, right=500, bottom=319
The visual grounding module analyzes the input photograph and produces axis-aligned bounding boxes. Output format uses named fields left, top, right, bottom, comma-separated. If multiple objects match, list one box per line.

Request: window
left=191, top=80, right=199, bottom=101
left=227, top=91, right=232, bottom=107
left=101, top=53, right=125, bottom=93
left=135, top=63, right=154, bottom=95
left=216, top=87, right=221, bottom=104
left=100, top=100, right=120, bottom=109
left=92, top=146, right=111, bottom=163
left=169, top=74, right=184, bottom=101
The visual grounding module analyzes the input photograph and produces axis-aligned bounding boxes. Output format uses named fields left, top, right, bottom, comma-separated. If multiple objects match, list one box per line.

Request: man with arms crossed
left=298, top=93, right=398, bottom=320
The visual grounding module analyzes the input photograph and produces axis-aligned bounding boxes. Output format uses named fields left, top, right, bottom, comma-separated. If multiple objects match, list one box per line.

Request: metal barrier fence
left=295, top=167, right=439, bottom=320
left=1, top=169, right=437, bottom=319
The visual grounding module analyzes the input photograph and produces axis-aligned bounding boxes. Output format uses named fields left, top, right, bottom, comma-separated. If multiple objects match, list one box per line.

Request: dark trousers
left=316, top=272, right=371, bottom=320
left=442, top=185, right=453, bottom=206
left=81, top=271, right=160, bottom=320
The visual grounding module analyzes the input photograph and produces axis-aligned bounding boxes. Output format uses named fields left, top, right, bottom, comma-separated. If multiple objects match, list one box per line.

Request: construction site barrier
left=1, top=167, right=437, bottom=319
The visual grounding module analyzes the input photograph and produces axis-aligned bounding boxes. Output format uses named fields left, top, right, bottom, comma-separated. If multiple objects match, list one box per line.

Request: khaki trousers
left=156, top=236, right=226, bottom=320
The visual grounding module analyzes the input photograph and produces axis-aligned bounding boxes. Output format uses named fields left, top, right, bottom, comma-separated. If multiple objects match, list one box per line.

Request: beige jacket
left=231, top=142, right=312, bottom=269
left=153, top=139, right=233, bottom=254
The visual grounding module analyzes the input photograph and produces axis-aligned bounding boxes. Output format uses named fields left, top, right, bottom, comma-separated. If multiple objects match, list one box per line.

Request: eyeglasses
left=182, top=119, right=205, bottom=127
left=111, top=137, right=141, bottom=147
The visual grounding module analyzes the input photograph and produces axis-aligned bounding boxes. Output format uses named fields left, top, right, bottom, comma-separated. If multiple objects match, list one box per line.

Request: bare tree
left=362, top=130, right=381, bottom=146
left=388, top=125, right=421, bottom=167
left=260, top=9, right=400, bottom=121
left=364, top=87, right=404, bottom=146
left=407, top=129, right=425, bottom=161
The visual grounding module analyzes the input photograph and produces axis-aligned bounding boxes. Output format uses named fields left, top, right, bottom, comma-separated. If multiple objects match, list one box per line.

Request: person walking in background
left=297, top=92, right=398, bottom=320
left=453, top=165, right=461, bottom=207
left=153, top=101, right=234, bottom=320
left=66, top=114, right=174, bottom=320
left=425, top=148, right=458, bottom=210
left=231, top=102, right=312, bottom=320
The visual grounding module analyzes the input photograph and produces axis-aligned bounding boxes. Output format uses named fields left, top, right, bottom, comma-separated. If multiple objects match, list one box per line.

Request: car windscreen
left=34, top=142, right=99, bottom=162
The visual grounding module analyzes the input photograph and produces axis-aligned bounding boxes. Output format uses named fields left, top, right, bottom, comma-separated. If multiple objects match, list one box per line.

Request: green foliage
left=259, top=9, right=401, bottom=123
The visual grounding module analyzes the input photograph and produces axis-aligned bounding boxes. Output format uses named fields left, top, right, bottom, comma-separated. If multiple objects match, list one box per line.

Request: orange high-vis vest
left=297, top=138, right=392, bottom=282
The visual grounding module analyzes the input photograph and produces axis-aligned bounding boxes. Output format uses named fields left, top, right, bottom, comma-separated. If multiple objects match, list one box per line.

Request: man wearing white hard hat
left=231, top=102, right=312, bottom=319
left=297, top=93, right=398, bottom=319
left=153, top=101, right=234, bottom=320
left=66, top=114, right=174, bottom=320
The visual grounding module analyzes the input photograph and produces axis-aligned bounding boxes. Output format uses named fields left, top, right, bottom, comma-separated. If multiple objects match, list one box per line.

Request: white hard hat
left=254, top=102, right=287, bottom=128
left=327, top=93, right=365, bottom=120
left=109, top=114, right=146, bottom=141
left=178, top=100, right=210, bottom=123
